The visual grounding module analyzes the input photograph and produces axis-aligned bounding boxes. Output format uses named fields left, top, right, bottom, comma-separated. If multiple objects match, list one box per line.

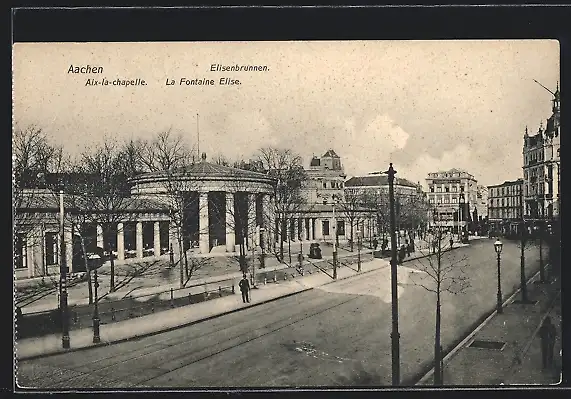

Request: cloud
left=402, top=144, right=475, bottom=187
left=339, top=114, right=410, bottom=177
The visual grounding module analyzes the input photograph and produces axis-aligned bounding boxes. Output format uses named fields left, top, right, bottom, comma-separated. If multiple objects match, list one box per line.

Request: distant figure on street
left=539, top=316, right=557, bottom=369
left=373, top=236, right=379, bottom=250
left=449, top=237, right=454, bottom=250
left=239, top=274, right=251, bottom=303
left=405, top=240, right=411, bottom=257
left=169, top=244, right=174, bottom=267
left=432, top=239, right=437, bottom=254
left=398, top=245, right=406, bottom=264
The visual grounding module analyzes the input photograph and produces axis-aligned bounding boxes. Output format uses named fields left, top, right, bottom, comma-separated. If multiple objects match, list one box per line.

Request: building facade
left=487, top=179, right=524, bottom=235
left=344, top=174, right=425, bottom=240
left=475, top=185, right=489, bottom=222
left=129, top=153, right=276, bottom=255
left=425, top=168, right=478, bottom=232
left=522, top=84, right=560, bottom=220
left=14, top=189, right=171, bottom=280
left=285, top=150, right=376, bottom=246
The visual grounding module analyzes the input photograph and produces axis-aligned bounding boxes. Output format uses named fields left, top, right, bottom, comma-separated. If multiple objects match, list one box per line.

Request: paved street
left=17, top=239, right=544, bottom=388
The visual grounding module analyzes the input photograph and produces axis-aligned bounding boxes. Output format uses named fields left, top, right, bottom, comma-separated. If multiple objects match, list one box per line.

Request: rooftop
left=487, top=178, right=524, bottom=189
left=345, top=175, right=418, bottom=188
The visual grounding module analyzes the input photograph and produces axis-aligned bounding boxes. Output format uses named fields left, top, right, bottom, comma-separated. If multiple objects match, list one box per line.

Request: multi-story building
left=280, top=150, right=375, bottom=246
left=522, top=84, right=560, bottom=219
left=425, top=168, right=478, bottom=233
left=475, top=185, right=489, bottom=222
left=487, top=179, right=524, bottom=235
left=302, top=150, right=346, bottom=205
left=344, top=174, right=426, bottom=239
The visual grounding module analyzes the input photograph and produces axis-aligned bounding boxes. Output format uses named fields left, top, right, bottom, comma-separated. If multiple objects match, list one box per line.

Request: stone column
left=199, top=192, right=210, bottom=254
left=33, top=229, right=45, bottom=277
left=153, top=221, right=161, bottom=256
left=64, top=227, right=73, bottom=273
left=248, top=193, right=257, bottom=249
left=226, top=192, right=236, bottom=252
left=262, top=194, right=272, bottom=249
left=96, top=224, right=104, bottom=249
left=136, top=221, right=143, bottom=258
left=26, top=235, right=35, bottom=278
left=301, top=218, right=307, bottom=241
left=308, top=218, right=314, bottom=241
left=330, top=218, right=337, bottom=240
left=292, top=218, right=298, bottom=242
left=117, top=222, right=125, bottom=261
left=315, top=218, right=323, bottom=239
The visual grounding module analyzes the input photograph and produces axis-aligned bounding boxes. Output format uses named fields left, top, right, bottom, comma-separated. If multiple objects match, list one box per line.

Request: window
left=323, top=182, right=327, bottom=189
left=501, top=199, right=505, bottom=207
left=337, top=221, right=345, bottom=236
left=436, top=186, right=442, bottom=193
left=45, top=232, right=58, bottom=266
left=430, top=186, right=434, bottom=193
left=445, top=186, right=449, bottom=193
left=322, top=220, right=330, bottom=236
left=451, top=186, right=457, bottom=192
left=429, top=198, right=435, bottom=204
left=452, top=197, right=458, bottom=204
left=15, top=234, right=26, bottom=269
left=443, top=197, right=449, bottom=204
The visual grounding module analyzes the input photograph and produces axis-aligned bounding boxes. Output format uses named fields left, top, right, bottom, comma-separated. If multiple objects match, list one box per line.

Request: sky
left=13, top=40, right=559, bottom=188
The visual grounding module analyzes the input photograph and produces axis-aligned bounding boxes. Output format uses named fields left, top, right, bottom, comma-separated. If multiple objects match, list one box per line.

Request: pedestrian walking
left=449, top=237, right=454, bottom=249
left=405, top=240, right=411, bottom=257
left=373, top=236, right=378, bottom=250
left=539, top=316, right=557, bottom=369
left=239, top=274, right=251, bottom=303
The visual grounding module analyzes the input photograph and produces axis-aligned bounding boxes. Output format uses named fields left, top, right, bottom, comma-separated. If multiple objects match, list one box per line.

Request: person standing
left=449, top=237, right=454, bottom=250
left=239, top=274, right=251, bottom=304
left=539, top=316, right=557, bottom=369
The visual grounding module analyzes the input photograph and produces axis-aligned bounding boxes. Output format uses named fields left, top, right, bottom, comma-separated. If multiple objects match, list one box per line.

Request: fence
left=17, top=277, right=236, bottom=339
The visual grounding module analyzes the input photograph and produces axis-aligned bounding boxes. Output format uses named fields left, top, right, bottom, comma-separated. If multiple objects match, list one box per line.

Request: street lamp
left=59, top=188, right=70, bottom=349
left=458, top=193, right=465, bottom=243
left=92, top=264, right=101, bottom=343
left=259, top=226, right=266, bottom=269
left=357, top=228, right=362, bottom=272
left=494, top=239, right=503, bottom=314
left=332, top=195, right=338, bottom=280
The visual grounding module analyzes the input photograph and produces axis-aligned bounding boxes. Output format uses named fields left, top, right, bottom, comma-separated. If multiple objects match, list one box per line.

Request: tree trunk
left=79, top=234, right=93, bottom=304
left=279, top=218, right=285, bottom=262
left=288, top=236, right=292, bottom=264
left=350, top=221, right=354, bottom=252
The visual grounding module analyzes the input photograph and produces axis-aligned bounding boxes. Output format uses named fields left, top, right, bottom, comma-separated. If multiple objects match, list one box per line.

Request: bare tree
left=408, top=213, right=470, bottom=386
left=336, top=189, right=369, bottom=251
left=13, top=125, right=69, bottom=283
left=135, top=129, right=203, bottom=287
left=256, top=147, right=307, bottom=263
left=72, top=141, right=144, bottom=293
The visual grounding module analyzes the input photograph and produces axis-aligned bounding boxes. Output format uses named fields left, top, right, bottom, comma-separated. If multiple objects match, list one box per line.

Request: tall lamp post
left=538, top=195, right=545, bottom=283
left=494, top=239, right=503, bottom=314
left=92, top=264, right=101, bottom=343
left=458, top=193, right=465, bottom=243
left=259, top=226, right=266, bottom=269
left=369, top=164, right=401, bottom=385
left=332, top=196, right=338, bottom=280
left=58, top=188, right=71, bottom=349
left=386, top=163, right=400, bottom=386
left=519, top=187, right=529, bottom=303
left=357, top=228, right=362, bottom=272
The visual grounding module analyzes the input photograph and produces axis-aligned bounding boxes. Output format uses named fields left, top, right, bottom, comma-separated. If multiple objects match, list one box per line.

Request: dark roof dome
left=129, top=155, right=275, bottom=186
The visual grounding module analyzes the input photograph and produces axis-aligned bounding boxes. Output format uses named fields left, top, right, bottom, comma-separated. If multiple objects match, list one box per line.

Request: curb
left=17, top=258, right=389, bottom=362
left=16, top=242, right=471, bottom=361
left=415, top=266, right=547, bottom=385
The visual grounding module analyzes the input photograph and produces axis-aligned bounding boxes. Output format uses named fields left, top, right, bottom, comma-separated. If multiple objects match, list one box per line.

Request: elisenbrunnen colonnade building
left=129, top=153, right=276, bottom=257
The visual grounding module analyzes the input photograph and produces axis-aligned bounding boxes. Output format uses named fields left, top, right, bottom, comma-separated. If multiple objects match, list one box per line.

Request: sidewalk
left=15, top=239, right=472, bottom=361
left=416, top=266, right=561, bottom=386
left=15, top=255, right=387, bottom=360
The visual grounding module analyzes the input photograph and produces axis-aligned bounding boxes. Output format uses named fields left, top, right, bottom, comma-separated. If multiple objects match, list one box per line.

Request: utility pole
left=332, top=199, right=337, bottom=280
left=519, top=186, right=528, bottom=302
left=387, top=163, right=400, bottom=386
left=59, top=189, right=70, bottom=349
